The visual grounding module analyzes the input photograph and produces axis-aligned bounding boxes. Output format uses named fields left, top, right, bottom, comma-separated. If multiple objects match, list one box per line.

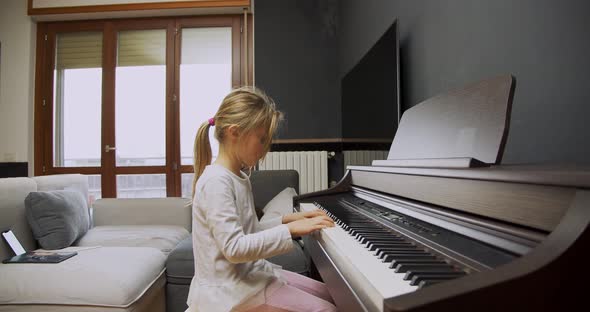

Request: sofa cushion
left=0, top=246, right=165, bottom=307
left=251, top=170, right=299, bottom=217
left=76, top=225, right=189, bottom=254
left=24, top=190, right=90, bottom=250
left=0, top=178, right=38, bottom=261
left=32, top=174, right=89, bottom=203
left=261, top=187, right=297, bottom=222
left=165, top=236, right=194, bottom=284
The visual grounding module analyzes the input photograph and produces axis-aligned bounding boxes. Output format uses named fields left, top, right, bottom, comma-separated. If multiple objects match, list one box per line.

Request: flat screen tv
left=341, top=19, right=400, bottom=142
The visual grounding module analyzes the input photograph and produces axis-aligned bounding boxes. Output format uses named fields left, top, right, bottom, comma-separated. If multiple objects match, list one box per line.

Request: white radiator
left=343, top=150, right=388, bottom=170
left=259, top=151, right=329, bottom=194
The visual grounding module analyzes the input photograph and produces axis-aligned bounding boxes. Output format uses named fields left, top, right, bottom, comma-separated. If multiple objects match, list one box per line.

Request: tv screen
left=341, top=20, right=400, bottom=141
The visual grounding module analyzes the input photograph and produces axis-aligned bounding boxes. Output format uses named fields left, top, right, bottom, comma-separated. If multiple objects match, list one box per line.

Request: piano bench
left=165, top=237, right=310, bottom=312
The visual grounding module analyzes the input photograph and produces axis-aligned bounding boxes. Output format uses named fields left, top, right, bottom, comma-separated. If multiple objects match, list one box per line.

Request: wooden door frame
left=34, top=14, right=252, bottom=198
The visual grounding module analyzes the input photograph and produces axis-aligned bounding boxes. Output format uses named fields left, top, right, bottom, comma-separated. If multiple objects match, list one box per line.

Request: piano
left=293, top=76, right=590, bottom=311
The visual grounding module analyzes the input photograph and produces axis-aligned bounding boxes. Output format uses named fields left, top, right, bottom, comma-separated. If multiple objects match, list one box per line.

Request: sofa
left=0, top=174, right=191, bottom=312
left=0, top=170, right=309, bottom=312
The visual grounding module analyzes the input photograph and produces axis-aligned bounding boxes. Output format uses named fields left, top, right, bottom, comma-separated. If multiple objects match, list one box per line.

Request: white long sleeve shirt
left=186, top=164, right=294, bottom=312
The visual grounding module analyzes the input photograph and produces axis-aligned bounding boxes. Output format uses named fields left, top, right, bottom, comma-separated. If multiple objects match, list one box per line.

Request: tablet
left=1, top=229, right=77, bottom=264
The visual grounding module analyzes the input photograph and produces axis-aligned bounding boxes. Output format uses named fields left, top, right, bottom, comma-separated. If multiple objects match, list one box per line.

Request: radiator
left=343, top=150, right=388, bottom=170
left=259, top=151, right=328, bottom=194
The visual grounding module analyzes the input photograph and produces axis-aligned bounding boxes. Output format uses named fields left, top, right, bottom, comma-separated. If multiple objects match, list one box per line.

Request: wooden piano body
left=294, top=76, right=590, bottom=311
left=297, top=166, right=590, bottom=311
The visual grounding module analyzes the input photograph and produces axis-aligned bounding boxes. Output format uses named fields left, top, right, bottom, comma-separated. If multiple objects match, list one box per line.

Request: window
left=35, top=16, right=250, bottom=198
left=53, top=31, right=103, bottom=169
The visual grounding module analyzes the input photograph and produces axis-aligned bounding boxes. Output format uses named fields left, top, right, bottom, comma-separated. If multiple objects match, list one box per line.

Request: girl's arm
left=203, top=178, right=293, bottom=264
left=257, top=215, right=284, bottom=231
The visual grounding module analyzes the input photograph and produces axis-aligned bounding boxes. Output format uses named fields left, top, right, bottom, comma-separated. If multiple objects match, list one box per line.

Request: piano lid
left=346, top=164, right=590, bottom=232
left=376, top=75, right=515, bottom=168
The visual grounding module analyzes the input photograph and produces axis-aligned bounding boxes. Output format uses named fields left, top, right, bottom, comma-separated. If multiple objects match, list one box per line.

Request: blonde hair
left=191, top=86, right=283, bottom=199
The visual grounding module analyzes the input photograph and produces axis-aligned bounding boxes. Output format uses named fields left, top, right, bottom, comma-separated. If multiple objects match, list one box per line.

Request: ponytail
left=191, top=121, right=212, bottom=200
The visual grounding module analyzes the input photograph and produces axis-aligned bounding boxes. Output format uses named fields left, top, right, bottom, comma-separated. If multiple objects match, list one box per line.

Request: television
left=341, top=19, right=400, bottom=142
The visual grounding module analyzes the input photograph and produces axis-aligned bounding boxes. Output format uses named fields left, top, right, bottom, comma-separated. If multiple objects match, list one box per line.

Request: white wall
left=0, top=0, right=36, bottom=173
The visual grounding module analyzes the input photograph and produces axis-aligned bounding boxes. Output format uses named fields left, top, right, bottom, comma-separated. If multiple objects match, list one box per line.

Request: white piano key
left=301, top=203, right=418, bottom=311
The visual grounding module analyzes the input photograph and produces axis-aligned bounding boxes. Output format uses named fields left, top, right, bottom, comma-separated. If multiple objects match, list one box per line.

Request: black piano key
left=351, top=230, right=388, bottom=237
left=356, top=232, right=392, bottom=237
left=366, top=239, right=411, bottom=245
left=378, top=246, right=422, bottom=253
left=354, top=230, right=392, bottom=236
left=347, top=225, right=377, bottom=230
left=410, top=272, right=467, bottom=286
left=403, top=267, right=461, bottom=280
left=361, top=237, right=405, bottom=245
left=391, top=258, right=447, bottom=267
left=380, top=250, right=421, bottom=259
left=395, top=263, right=453, bottom=274
left=372, top=246, right=416, bottom=254
left=371, top=243, right=416, bottom=253
left=355, top=234, right=391, bottom=244
left=368, top=242, right=414, bottom=251
left=360, top=231, right=400, bottom=236
left=356, top=232, right=400, bottom=238
left=418, top=280, right=443, bottom=288
left=348, top=225, right=378, bottom=229
left=384, top=254, right=436, bottom=264
left=362, top=237, right=406, bottom=243
left=351, top=226, right=389, bottom=230
left=364, top=237, right=407, bottom=244
left=351, top=228, right=396, bottom=232
left=376, top=250, right=424, bottom=258
left=357, top=233, right=398, bottom=238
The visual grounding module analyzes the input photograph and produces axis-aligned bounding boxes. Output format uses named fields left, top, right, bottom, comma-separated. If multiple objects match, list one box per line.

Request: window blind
left=56, top=32, right=103, bottom=69
left=117, top=29, right=166, bottom=67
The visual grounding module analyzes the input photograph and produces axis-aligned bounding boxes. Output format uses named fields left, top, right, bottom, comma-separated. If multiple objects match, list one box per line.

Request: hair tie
left=208, top=118, right=215, bottom=126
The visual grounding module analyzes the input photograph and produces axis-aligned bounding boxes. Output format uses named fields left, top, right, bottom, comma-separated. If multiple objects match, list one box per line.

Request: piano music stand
left=373, top=75, right=515, bottom=168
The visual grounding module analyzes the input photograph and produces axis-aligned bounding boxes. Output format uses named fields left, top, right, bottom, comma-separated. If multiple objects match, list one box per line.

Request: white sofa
left=0, top=174, right=191, bottom=312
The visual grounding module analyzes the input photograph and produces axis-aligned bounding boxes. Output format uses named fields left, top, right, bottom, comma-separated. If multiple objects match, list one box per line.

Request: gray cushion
left=166, top=237, right=310, bottom=285
left=24, top=190, right=90, bottom=250
left=166, top=237, right=194, bottom=284
left=251, top=170, right=299, bottom=218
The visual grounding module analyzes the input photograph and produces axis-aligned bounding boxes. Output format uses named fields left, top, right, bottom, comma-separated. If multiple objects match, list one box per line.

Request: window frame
left=34, top=15, right=252, bottom=198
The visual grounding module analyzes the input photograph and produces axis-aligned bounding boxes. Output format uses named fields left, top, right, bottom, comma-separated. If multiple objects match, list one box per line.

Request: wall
left=0, top=0, right=36, bottom=174
left=339, top=0, right=590, bottom=164
left=254, top=0, right=341, bottom=140
left=4, top=0, right=589, bottom=172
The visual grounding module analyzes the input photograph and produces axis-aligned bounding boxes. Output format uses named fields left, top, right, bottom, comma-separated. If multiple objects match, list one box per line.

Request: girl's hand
left=286, top=215, right=335, bottom=237
left=282, top=209, right=330, bottom=224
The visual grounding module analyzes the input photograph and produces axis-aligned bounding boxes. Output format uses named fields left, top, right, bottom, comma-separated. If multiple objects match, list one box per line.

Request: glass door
left=113, top=28, right=168, bottom=198
left=39, top=16, right=247, bottom=198
left=178, top=26, right=233, bottom=198
left=50, top=27, right=104, bottom=201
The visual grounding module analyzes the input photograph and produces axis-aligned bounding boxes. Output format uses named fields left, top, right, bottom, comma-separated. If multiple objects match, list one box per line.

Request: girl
left=187, top=87, right=337, bottom=312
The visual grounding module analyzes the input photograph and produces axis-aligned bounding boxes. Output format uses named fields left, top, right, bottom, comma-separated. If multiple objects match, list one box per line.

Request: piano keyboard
left=300, top=201, right=469, bottom=311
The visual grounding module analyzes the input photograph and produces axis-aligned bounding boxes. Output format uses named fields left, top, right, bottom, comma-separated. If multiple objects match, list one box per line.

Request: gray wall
left=339, top=0, right=590, bottom=164
left=255, top=0, right=341, bottom=139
